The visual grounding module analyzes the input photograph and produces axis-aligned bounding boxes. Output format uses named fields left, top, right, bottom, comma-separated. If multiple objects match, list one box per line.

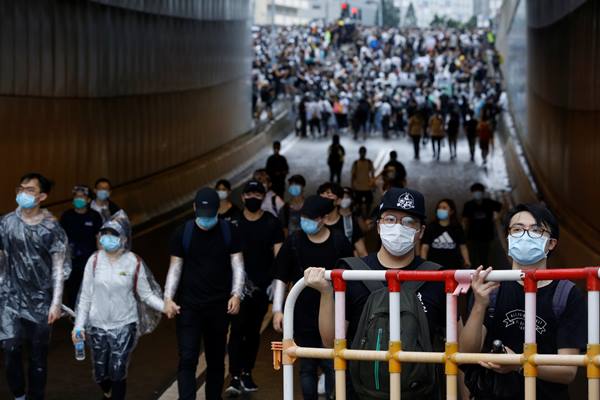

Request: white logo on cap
left=397, top=193, right=415, bottom=210
left=202, top=201, right=208, bottom=205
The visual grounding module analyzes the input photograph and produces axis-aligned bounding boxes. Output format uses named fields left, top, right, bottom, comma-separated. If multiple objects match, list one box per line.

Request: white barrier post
left=331, top=270, right=347, bottom=400
left=282, top=278, right=306, bottom=400
left=387, top=271, right=402, bottom=399
left=445, top=273, right=459, bottom=400
left=588, top=269, right=600, bottom=399
left=523, top=272, right=537, bottom=400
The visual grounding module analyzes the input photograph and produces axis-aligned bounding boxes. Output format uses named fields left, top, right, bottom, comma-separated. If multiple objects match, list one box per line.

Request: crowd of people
left=0, top=21, right=584, bottom=400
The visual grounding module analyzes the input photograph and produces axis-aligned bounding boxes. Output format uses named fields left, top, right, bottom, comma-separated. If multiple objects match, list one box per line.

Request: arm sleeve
left=74, top=258, right=94, bottom=330
left=164, top=257, right=183, bottom=300
left=230, top=252, right=245, bottom=298
left=136, top=261, right=165, bottom=312
left=50, top=251, right=66, bottom=309
left=557, top=286, right=587, bottom=350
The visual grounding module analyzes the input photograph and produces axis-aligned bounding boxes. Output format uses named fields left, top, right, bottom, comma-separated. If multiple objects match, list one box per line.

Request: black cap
left=301, top=195, right=334, bottom=219
left=243, top=179, right=266, bottom=195
left=194, top=188, right=219, bottom=217
left=378, top=187, right=426, bottom=220
left=288, top=174, right=306, bottom=186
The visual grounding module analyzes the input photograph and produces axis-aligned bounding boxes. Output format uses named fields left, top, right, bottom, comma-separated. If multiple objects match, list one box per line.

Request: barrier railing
left=271, top=267, right=600, bottom=400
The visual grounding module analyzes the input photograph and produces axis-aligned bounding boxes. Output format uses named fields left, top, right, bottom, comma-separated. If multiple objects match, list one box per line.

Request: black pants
left=432, top=137, right=442, bottom=159
left=448, top=134, right=458, bottom=158
left=2, top=319, right=51, bottom=400
left=381, top=115, right=390, bottom=138
left=354, top=190, right=373, bottom=215
left=228, top=291, right=269, bottom=376
left=411, top=135, right=421, bottom=159
left=177, top=304, right=230, bottom=400
left=467, top=135, right=477, bottom=160
left=89, top=323, right=137, bottom=383
left=309, top=117, right=321, bottom=136
left=329, top=164, right=343, bottom=184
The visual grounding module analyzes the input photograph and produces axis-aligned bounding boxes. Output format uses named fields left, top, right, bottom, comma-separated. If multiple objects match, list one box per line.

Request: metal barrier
left=271, top=267, right=600, bottom=400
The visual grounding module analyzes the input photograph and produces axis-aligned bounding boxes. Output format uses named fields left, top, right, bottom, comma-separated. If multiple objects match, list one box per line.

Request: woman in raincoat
left=73, top=211, right=169, bottom=400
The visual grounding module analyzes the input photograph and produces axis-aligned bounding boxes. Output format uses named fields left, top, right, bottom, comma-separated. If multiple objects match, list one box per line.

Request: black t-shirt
left=462, top=198, right=502, bottom=241
left=384, top=160, right=407, bottom=182
left=59, top=208, right=103, bottom=266
left=170, top=220, right=242, bottom=308
left=422, top=222, right=466, bottom=269
left=274, top=228, right=354, bottom=345
left=266, top=154, right=289, bottom=177
left=473, top=281, right=586, bottom=400
left=219, top=204, right=243, bottom=228
left=279, top=202, right=303, bottom=236
left=238, top=212, right=284, bottom=290
left=345, top=254, right=446, bottom=345
left=327, top=214, right=363, bottom=245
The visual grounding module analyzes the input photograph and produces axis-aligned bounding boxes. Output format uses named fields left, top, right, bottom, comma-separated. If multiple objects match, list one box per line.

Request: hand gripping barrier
left=271, top=267, right=600, bottom=400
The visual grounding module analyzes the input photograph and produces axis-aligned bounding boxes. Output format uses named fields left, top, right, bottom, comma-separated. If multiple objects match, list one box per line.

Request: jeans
left=177, top=304, right=230, bottom=400
left=299, top=358, right=334, bottom=400
left=2, top=319, right=51, bottom=400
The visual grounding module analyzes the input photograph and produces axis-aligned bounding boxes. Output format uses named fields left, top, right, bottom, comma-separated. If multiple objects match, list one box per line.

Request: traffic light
left=341, top=2, right=349, bottom=18
left=351, top=7, right=358, bottom=19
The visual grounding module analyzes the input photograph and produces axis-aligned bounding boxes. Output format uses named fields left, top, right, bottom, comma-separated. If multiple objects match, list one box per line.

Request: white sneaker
left=317, top=373, right=326, bottom=395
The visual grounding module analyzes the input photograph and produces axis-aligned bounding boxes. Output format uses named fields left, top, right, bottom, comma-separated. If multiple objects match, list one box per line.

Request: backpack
left=182, top=219, right=231, bottom=255
left=340, top=257, right=441, bottom=400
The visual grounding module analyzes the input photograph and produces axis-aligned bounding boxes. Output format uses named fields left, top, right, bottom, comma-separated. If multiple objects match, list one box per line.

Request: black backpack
left=340, top=257, right=441, bottom=400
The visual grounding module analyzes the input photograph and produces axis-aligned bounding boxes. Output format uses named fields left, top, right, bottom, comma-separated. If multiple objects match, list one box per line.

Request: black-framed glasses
left=508, top=225, right=548, bottom=239
left=380, top=214, right=419, bottom=229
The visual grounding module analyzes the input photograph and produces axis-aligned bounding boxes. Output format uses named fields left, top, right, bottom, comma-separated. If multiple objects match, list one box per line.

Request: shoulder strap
left=342, top=215, right=353, bottom=243
left=92, top=252, right=99, bottom=276
left=402, top=261, right=442, bottom=293
left=133, top=255, right=142, bottom=293
left=552, top=280, right=575, bottom=320
left=271, top=195, right=278, bottom=215
left=337, top=257, right=385, bottom=293
left=182, top=220, right=195, bottom=255
left=219, top=219, right=232, bottom=250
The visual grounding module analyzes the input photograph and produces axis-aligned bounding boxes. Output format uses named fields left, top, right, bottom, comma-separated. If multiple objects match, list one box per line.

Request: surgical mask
left=301, top=217, right=321, bottom=235
left=217, top=190, right=228, bottom=201
left=96, top=190, right=110, bottom=201
left=340, top=198, right=352, bottom=209
left=245, top=197, right=263, bottom=213
left=73, top=198, right=87, bottom=209
left=100, top=235, right=121, bottom=252
left=288, top=184, right=302, bottom=197
left=473, top=191, right=483, bottom=201
left=508, top=235, right=548, bottom=266
left=380, top=223, right=417, bottom=256
left=16, top=192, right=37, bottom=209
left=196, top=216, right=218, bottom=230
left=436, top=209, right=449, bottom=220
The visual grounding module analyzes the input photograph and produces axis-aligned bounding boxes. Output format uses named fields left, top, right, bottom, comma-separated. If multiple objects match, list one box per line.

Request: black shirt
left=219, top=204, right=243, bottom=228
left=238, top=212, right=284, bottom=290
left=274, top=229, right=354, bottom=345
left=383, top=160, right=407, bottom=183
left=60, top=208, right=103, bottom=266
left=474, top=280, right=586, bottom=400
left=266, top=154, right=289, bottom=178
left=345, top=254, right=446, bottom=345
left=422, top=222, right=466, bottom=269
left=327, top=213, right=363, bottom=245
left=170, top=221, right=242, bottom=308
left=462, top=198, right=502, bottom=241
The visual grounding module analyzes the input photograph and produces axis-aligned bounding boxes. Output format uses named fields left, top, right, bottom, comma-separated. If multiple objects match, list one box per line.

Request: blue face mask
left=96, top=190, right=110, bottom=201
left=508, top=235, right=549, bottom=266
left=288, top=184, right=302, bottom=197
left=73, top=198, right=87, bottom=209
left=300, top=217, right=321, bottom=235
left=100, top=234, right=121, bottom=253
left=16, top=192, right=37, bottom=209
left=436, top=209, right=449, bottom=220
left=196, top=216, right=218, bottom=230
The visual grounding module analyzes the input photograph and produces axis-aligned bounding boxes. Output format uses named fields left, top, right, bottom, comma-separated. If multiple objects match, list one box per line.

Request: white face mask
left=379, top=223, right=417, bottom=256
left=340, top=198, right=352, bottom=209
left=217, top=190, right=228, bottom=201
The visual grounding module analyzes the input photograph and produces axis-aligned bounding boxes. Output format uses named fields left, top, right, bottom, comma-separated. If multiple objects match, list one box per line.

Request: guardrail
left=272, top=267, right=600, bottom=399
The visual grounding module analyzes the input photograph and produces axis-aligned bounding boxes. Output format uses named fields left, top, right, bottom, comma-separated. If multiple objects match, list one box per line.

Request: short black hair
left=317, top=182, right=343, bottom=199
left=215, top=179, right=232, bottom=191
left=20, top=173, right=53, bottom=194
left=390, top=151, right=397, bottom=159
left=273, top=140, right=281, bottom=148
left=359, top=146, right=367, bottom=154
left=504, top=203, right=560, bottom=240
left=470, top=182, right=485, bottom=192
left=95, top=177, right=112, bottom=188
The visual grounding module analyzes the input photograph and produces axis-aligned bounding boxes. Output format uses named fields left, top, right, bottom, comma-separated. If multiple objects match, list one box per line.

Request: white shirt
left=261, top=191, right=284, bottom=217
left=380, top=102, right=392, bottom=116
left=75, top=251, right=164, bottom=330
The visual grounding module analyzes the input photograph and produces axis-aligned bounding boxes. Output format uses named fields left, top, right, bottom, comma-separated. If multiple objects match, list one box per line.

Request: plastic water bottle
left=74, top=330, right=86, bottom=361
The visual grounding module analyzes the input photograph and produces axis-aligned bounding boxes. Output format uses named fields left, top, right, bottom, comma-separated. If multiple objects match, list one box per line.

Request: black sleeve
left=454, top=226, right=466, bottom=245
left=351, top=217, right=364, bottom=243
left=557, top=285, right=587, bottom=350
left=93, top=211, right=103, bottom=234
left=273, top=238, right=294, bottom=283
left=421, top=281, right=446, bottom=333
left=422, top=225, right=434, bottom=245
left=229, top=222, right=243, bottom=254
left=270, top=215, right=285, bottom=245
left=338, top=232, right=355, bottom=258
left=169, top=224, right=185, bottom=258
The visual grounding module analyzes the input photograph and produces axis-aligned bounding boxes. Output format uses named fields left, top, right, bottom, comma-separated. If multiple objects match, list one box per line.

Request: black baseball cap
left=243, top=179, right=266, bottom=195
left=194, top=188, right=219, bottom=217
left=378, top=187, right=426, bottom=220
left=301, top=195, right=334, bottom=219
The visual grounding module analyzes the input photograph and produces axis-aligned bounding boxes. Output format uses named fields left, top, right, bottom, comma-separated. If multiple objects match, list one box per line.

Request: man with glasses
left=303, top=188, right=446, bottom=399
left=0, top=173, right=70, bottom=400
left=459, top=203, right=585, bottom=400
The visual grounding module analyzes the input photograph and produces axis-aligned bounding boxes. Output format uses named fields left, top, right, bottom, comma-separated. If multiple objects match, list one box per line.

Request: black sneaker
left=225, top=376, right=243, bottom=396
left=240, top=372, right=258, bottom=392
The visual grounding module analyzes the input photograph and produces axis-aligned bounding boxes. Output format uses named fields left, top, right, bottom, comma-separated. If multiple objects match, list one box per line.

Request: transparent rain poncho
left=0, top=208, right=70, bottom=341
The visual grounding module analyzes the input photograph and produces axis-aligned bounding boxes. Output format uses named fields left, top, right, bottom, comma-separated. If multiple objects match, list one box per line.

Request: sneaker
left=317, top=373, right=326, bottom=395
left=240, top=372, right=258, bottom=392
left=225, top=376, right=243, bottom=396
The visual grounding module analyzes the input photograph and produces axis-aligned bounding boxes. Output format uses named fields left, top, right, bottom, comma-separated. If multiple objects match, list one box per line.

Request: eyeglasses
left=15, top=186, right=38, bottom=195
left=508, top=225, right=548, bottom=239
left=380, top=214, right=419, bottom=229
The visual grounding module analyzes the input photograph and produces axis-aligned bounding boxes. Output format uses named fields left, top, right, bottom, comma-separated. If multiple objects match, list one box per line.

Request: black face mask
left=245, top=197, right=262, bottom=213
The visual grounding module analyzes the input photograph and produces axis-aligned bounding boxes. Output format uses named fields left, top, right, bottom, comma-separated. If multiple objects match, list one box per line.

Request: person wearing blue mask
left=421, top=198, right=470, bottom=269
left=60, top=185, right=103, bottom=308
left=279, top=174, right=306, bottom=237
left=0, top=172, right=70, bottom=400
left=163, top=187, right=245, bottom=400
left=91, top=178, right=122, bottom=223
left=73, top=210, right=165, bottom=400
left=272, top=195, right=353, bottom=400
left=460, top=203, right=586, bottom=400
